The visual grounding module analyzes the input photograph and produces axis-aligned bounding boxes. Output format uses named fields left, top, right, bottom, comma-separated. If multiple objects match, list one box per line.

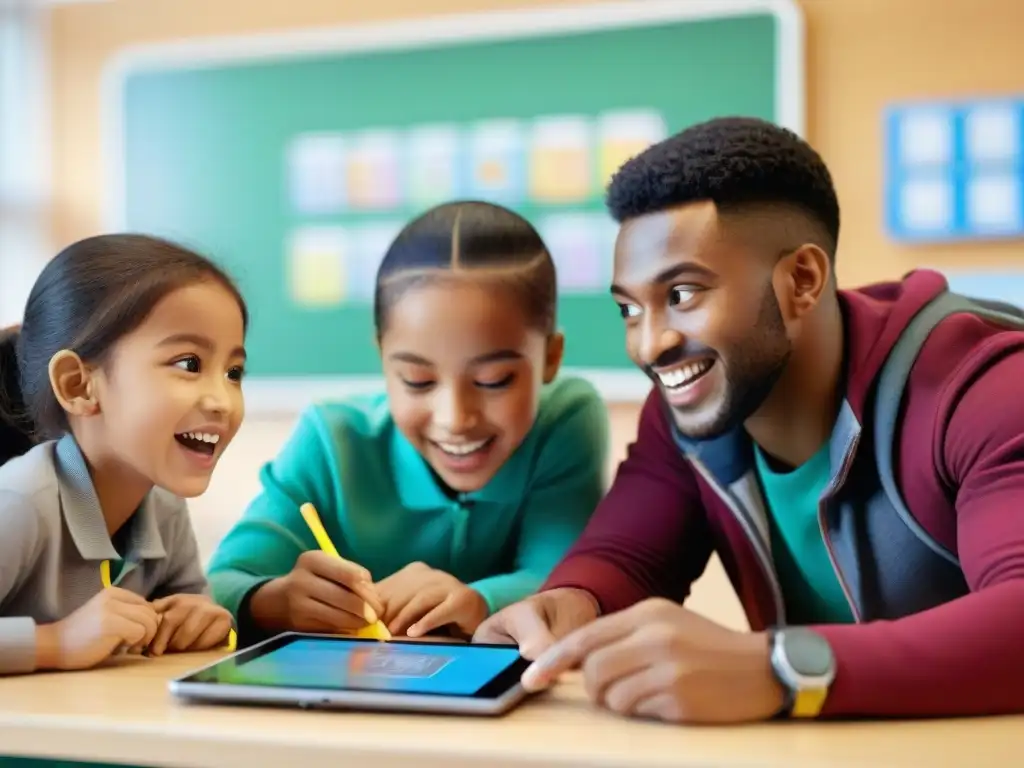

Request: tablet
left=169, top=632, right=533, bottom=716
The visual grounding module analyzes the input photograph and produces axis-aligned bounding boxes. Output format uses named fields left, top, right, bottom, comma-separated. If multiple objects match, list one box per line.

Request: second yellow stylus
left=299, top=503, right=392, bottom=640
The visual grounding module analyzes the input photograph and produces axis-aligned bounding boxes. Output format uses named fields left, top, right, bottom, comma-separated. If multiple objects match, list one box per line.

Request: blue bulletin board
left=885, top=97, right=1024, bottom=243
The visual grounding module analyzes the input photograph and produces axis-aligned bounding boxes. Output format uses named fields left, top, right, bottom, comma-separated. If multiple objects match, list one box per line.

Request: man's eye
left=618, top=303, right=642, bottom=319
left=669, top=285, right=699, bottom=305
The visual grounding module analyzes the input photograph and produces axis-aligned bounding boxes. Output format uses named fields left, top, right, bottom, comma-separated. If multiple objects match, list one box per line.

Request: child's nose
left=433, top=388, right=479, bottom=434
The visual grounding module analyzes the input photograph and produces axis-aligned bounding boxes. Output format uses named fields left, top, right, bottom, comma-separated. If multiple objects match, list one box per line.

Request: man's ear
left=775, top=243, right=832, bottom=321
left=543, top=332, right=565, bottom=384
left=48, top=350, right=100, bottom=418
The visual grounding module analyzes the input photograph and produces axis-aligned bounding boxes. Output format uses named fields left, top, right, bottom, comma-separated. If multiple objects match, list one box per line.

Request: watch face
left=786, top=629, right=834, bottom=677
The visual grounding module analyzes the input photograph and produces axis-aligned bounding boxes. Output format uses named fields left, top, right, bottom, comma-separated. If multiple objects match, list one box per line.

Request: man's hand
left=377, top=562, right=488, bottom=638
left=472, top=588, right=600, bottom=659
left=521, top=598, right=784, bottom=724
left=148, top=594, right=233, bottom=656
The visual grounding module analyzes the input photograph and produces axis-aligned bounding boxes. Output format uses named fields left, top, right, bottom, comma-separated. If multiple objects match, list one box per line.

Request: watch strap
left=768, top=627, right=832, bottom=719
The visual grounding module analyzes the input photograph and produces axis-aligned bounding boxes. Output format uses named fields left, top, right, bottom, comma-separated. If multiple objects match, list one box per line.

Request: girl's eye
left=618, top=303, right=642, bottom=319
left=227, top=365, right=245, bottom=383
left=669, top=285, right=700, bottom=306
left=173, top=355, right=201, bottom=374
left=477, top=374, right=515, bottom=390
left=401, top=378, right=434, bottom=391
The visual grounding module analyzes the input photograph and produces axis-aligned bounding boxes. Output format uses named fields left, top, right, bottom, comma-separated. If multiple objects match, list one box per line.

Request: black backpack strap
left=874, top=292, right=1024, bottom=567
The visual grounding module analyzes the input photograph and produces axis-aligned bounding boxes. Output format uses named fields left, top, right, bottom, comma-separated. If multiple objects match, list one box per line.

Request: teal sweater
left=208, top=376, right=609, bottom=623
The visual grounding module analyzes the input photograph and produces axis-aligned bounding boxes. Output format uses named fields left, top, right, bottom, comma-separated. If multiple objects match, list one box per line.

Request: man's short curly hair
left=606, top=116, right=840, bottom=258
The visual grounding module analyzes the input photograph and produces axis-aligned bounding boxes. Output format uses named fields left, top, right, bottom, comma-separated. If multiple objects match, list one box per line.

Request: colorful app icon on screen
left=597, top=110, right=668, bottom=189
left=538, top=212, right=612, bottom=293
left=347, top=129, right=402, bottom=210
left=528, top=116, right=594, bottom=205
left=287, top=226, right=349, bottom=308
left=406, top=124, right=463, bottom=207
left=286, top=133, right=347, bottom=214
left=468, top=120, right=525, bottom=204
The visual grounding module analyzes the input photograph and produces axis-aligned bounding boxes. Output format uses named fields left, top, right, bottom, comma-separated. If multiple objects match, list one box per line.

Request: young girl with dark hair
left=208, top=200, right=609, bottom=644
left=0, top=234, right=248, bottom=675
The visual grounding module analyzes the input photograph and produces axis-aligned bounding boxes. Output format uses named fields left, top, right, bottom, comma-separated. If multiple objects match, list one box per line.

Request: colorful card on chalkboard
left=597, top=110, right=668, bottom=190
left=287, top=133, right=347, bottom=214
left=468, top=120, right=525, bottom=204
left=349, top=221, right=403, bottom=302
left=347, top=130, right=402, bottom=210
left=287, top=226, right=349, bottom=308
left=406, top=124, right=463, bottom=208
left=539, top=212, right=613, bottom=293
left=528, top=116, right=593, bottom=205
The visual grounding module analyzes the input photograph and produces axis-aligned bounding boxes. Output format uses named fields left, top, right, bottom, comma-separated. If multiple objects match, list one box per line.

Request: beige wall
left=43, top=0, right=1024, bottom=630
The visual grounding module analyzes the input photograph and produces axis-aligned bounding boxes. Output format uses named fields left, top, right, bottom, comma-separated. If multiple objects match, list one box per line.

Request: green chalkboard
left=108, top=2, right=801, bottom=400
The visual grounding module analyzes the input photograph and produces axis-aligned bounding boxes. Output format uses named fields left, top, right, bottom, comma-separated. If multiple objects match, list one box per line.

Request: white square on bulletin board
left=966, top=173, right=1022, bottom=233
left=287, top=226, right=349, bottom=308
left=965, top=103, right=1020, bottom=165
left=350, top=221, right=403, bottom=302
left=899, top=177, right=954, bottom=232
left=898, top=109, right=954, bottom=168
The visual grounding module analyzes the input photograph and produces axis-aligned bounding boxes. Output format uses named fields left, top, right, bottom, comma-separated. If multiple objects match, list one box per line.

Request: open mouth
left=431, top=436, right=495, bottom=458
left=174, top=431, right=220, bottom=457
left=656, top=359, right=715, bottom=392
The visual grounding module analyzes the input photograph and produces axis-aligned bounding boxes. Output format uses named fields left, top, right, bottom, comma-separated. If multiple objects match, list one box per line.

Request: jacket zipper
left=690, top=457, right=786, bottom=625
left=817, top=435, right=863, bottom=622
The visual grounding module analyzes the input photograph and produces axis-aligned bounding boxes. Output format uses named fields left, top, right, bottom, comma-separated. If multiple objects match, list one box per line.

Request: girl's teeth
left=183, top=432, right=220, bottom=444
left=438, top=439, right=488, bottom=456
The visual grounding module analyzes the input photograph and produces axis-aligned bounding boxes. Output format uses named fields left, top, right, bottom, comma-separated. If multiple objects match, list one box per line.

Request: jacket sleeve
left=815, top=341, right=1024, bottom=716
left=541, top=390, right=714, bottom=614
left=469, top=380, right=609, bottom=612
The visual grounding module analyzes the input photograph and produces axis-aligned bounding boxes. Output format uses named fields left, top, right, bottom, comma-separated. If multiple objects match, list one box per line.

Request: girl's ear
left=543, top=332, right=565, bottom=384
left=48, top=350, right=100, bottom=418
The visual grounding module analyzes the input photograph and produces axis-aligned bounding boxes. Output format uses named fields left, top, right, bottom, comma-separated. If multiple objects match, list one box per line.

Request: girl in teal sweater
left=208, top=201, right=609, bottom=643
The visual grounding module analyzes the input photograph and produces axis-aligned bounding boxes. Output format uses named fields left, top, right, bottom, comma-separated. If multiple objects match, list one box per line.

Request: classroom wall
left=41, top=0, right=1024, bottom=630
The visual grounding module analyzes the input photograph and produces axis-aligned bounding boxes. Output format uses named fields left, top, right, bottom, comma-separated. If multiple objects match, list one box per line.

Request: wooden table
left=0, top=651, right=1019, bottom=768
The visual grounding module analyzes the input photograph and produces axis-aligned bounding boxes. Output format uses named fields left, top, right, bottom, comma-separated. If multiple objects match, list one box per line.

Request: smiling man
left=474, top=116, right=1024, bottom=723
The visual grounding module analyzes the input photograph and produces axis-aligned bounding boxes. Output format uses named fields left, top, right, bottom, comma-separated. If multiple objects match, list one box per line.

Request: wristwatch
left=768, top=627, right=836, bottom=718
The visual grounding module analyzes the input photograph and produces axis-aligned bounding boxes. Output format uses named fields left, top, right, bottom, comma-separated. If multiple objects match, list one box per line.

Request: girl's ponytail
left=0, top=326, right=35, bottom=465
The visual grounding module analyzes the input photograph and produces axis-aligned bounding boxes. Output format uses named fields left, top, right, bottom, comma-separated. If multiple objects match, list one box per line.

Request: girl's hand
left=36, top=588, right=160, bottom=670
left=248, top=550, right=385, bottom=635
left=377, top=562, right=489, bottom=639
left=148, top=594, right=233, bottom=656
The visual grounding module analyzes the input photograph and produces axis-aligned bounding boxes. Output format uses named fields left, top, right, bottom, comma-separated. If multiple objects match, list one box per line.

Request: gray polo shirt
left=0, top=434, right=209, bottom=674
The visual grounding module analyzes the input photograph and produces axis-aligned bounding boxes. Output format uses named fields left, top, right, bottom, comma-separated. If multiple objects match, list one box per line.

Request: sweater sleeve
left=469, top=378, right=610, bottom=612
left=542, top=390, right=715, bottom=614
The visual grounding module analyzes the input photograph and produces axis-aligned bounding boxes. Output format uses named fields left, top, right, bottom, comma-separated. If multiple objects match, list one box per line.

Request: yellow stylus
left=299, top=502, right=391, bottom=640
left=101, top=560, right=237, bottom=650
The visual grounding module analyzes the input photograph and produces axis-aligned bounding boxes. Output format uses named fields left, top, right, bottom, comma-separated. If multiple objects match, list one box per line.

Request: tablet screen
left=180, top=634, right=529, bottom=699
